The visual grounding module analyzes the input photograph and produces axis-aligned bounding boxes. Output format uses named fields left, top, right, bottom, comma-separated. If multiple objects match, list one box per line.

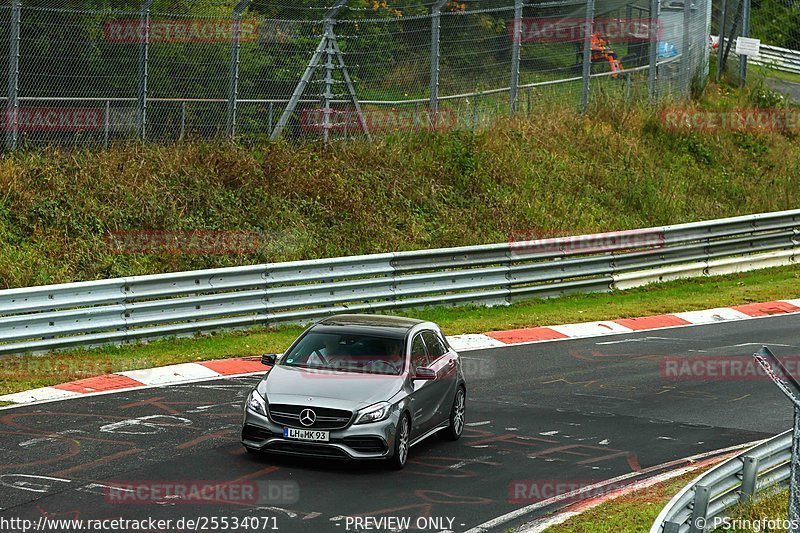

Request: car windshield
left=280, top=331, right=405, bottom=376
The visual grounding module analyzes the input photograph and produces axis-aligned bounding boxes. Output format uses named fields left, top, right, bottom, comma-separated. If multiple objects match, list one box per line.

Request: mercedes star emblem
left=299, top=409, right=316, bottom=427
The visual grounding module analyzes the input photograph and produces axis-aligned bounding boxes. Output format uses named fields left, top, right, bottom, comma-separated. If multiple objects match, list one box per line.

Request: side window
left=421, top=331, right=447, bottom=361
left=410, top=334, right=429, bottom=370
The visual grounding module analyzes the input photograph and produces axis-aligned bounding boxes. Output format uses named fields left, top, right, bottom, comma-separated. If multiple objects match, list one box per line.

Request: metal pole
left=5, top=0, right=21, bottom=151
left=682, top=0, right=692, bottom=85
left=226, top=0, right=252, bottom=138
left=648, top=0, right=660, bottom=101
left=322, top=21, right=335, bottom=144
left=580, top=0, right=595, bottom=113
left=136, top=0, right=154, bottom=140
left=270, top=0, right=347, bottom=141
left=739, top=0, right=751, bottom=87
left=430, top=0, right=447, bottom=129
left=104, top=100, right=110, bottom=148
left=509, top=0, right=524, bottom=115
left=753, top=347, right=800, bottom=533
left=179, top=101, right=186, bottom=141
left=790, top=405, right=800, bottom=531
left=716, top=0, right=727, bottom=81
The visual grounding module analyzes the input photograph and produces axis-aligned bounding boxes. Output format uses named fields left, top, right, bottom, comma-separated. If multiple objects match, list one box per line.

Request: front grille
left=268, top=404, right=353, bottom=430
left=341, top=436, right=387, bottom=454
left=266, top=441, right=349, bottom=459
left=242, top=424, right=274, bottom=442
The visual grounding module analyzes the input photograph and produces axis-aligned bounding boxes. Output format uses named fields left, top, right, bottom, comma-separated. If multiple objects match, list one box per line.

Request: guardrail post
left=739, top=455, right=759, bottom=503
left=580, top=0, right=595, bottom=113
left=689, top=484, right=710, bottom=533
left=5, top=0, right=21, bottom=151
left=509, top=0, right=523, bottom=115
left=648, top=0, right=660, bottom=101
left=430, top=0, right=447, bottom=128
left=226, top=0, right=252, bottom=139
left=136, top=0, right=154, bottom=140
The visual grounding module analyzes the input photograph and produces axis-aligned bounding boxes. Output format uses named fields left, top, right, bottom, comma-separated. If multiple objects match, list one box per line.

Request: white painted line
left=446, top=334, right=507, bottom=352
left=782, top=299, right=800, bottom=308
left=118, top=363, right=221, bottom=386
left=0, top=387, right=82, bottom=404
left=674, top=307, right=751, bottom=324
left=549, top=321, right=633, bottom=338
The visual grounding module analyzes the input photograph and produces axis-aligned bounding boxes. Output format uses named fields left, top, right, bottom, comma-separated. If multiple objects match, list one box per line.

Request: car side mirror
left=413, top=367, right=436, bottom=381
left=261, top=353, right=277, bottom=366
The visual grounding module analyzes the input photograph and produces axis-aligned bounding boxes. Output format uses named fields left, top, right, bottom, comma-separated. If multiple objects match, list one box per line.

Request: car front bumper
left=242, top=407, right=399, bottom=460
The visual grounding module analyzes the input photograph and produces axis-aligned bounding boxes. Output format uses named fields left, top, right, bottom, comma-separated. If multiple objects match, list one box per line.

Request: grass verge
left=550, top=468, right=711, bottom=532
left=555, top=478, right=793, bottom=532
left=1, top=264, right=798, bottom=397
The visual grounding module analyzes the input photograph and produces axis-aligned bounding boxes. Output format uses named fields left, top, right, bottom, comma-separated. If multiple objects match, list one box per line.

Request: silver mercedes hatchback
left=241, top=314, right=467, bottom=469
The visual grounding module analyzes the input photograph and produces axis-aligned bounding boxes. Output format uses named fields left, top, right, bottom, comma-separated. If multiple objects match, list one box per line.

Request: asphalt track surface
left=1, top=315, right=798, bottom=533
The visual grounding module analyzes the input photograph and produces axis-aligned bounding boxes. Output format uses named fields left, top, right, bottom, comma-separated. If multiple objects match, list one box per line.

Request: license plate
left=284, top=427, right=330, bottom=442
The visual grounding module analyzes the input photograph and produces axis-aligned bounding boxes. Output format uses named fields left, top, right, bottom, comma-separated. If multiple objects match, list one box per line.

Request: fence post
left=509, top=0, right=523, bottom=115
left=580, top=0, right=595, bottom=113
left=136, top=0, right=154, bottom=140
left=739, top=0, right=751, bottom=86
left=430, top=0, right=447, bottom=129
left=648, top=0, right=660, bottom=101
left=682, top=0, right=692, bottom=85
left=5, top=0, right=21, bottom=151
left=226, top=0, right=252, bottom=139
left=104, top=100, right=110, bottom=148
left=715, top=0, right=727, bottom=81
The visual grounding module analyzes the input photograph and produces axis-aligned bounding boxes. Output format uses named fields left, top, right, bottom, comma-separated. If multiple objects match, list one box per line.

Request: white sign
left=736, top=37, right=762, bottom=57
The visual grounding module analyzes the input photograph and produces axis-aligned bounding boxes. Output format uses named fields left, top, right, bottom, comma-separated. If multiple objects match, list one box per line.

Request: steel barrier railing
left=0, top=209, right=798, bottom=356
left=651, top=430, right=792, bottom=533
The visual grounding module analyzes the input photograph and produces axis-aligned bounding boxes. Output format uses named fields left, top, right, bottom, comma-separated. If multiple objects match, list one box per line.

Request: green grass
left=1, top=264, right=798, bottom=397
left=552, top=469, right=711, bottom=532
left=560, top=483, right=793, bottom=532
left=724, top=489, right=791, bottom=531
left=1, top=83, right=799, bottom=289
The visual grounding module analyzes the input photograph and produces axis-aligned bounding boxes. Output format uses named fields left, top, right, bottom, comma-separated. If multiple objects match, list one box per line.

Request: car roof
left=312, top=314, right=427, bottom=340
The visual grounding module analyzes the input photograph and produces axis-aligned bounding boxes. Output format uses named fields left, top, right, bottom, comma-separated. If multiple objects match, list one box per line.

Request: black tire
left=387, top=413, right=411, bottom=470
left=439, top=386, right=466, bottom=441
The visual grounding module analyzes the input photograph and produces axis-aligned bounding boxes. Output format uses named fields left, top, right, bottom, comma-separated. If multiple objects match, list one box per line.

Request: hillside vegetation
left=0, top=83, right=798, bottom=289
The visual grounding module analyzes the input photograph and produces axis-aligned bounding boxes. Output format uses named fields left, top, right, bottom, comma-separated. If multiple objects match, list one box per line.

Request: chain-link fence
left=714, top=0, right=800, bottom=87
left=1, top=0, right=712, bottom=148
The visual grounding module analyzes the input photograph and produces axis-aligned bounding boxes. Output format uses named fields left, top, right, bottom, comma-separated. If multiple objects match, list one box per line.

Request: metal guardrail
left=750, top=43, right=800, bottom=75
left=0, top=210, right=798, bottom=356
left=651, top=430, right=792, bottom=533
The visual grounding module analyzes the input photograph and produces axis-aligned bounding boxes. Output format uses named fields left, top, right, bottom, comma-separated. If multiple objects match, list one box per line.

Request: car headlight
left=354, top=402, right=393, bottom=425
left=246, top=390, right=267, bottom=416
